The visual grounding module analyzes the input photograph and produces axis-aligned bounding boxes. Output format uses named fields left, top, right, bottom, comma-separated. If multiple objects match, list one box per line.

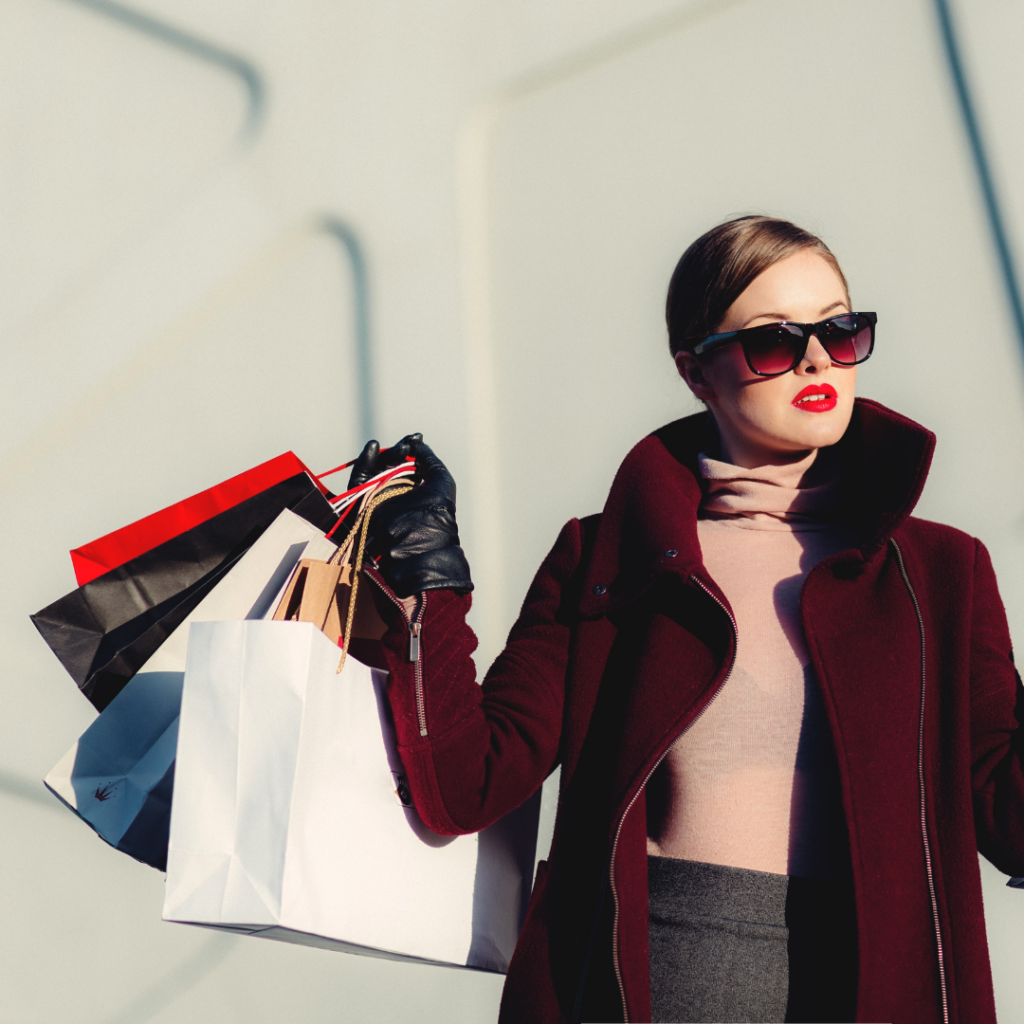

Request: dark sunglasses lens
left=819, top=315, right=873, bottom=364
left=743, top=325, right=803, bottom=375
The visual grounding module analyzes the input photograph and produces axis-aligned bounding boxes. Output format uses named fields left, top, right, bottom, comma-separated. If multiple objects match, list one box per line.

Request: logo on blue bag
left=94, top=783, right=117, bottom=803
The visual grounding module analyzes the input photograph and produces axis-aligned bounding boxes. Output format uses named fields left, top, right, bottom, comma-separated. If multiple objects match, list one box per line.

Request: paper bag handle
left=335, top=481, right=412, bottom=676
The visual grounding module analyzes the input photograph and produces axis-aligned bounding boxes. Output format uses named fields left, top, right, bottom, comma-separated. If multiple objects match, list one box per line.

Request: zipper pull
left=408, top=621, right=421, bottom=662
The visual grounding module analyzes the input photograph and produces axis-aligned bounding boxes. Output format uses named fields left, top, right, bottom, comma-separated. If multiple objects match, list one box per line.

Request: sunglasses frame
left=691, top=311, right=877, bottom=377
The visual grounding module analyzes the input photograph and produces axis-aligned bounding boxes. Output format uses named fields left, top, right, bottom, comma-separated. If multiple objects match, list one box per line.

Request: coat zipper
left=607, top=574, right=737, bottom=1023
left=410, top=609, right=427, bottom=737
left=891, top=539, right=950, bottom=1024
left=366, top=573, right=429, bottom=737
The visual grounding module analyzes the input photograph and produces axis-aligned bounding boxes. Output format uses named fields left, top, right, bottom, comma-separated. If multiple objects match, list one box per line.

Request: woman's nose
left=799, top=335, right=831, bottom=373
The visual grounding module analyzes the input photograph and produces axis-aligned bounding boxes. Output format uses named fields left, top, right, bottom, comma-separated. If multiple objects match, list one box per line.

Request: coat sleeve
left=368, top=517, right=586, bottom=836
left=969, top=538, right=1024, bottom=875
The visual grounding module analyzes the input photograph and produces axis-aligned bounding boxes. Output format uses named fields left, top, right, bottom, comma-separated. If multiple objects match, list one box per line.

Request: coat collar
left=578, top=397, right=936, bottom=617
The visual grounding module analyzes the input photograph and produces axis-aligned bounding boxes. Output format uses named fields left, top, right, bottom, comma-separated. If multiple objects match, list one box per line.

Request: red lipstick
left=792, top=382, right=838, bottom=412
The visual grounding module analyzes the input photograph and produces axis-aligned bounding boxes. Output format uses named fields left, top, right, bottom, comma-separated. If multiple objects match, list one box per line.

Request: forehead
left=733, top=250, right=849, bottom=321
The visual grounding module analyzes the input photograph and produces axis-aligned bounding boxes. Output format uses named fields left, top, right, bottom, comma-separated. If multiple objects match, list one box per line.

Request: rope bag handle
left=324, top=460, right=416, bottom=542
left=334, top=480, right=413, bottom=676
left=325, top=483, right=374, bottom=569
left=273, top=451, right=417, bottom=674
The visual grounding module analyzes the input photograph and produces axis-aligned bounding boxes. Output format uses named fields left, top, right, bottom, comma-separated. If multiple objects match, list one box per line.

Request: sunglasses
left=691, top=311, right=877, bottom=377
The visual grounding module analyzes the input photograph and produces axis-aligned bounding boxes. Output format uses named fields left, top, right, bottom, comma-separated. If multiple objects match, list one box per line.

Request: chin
left=784, top=410, right=851, bottom=450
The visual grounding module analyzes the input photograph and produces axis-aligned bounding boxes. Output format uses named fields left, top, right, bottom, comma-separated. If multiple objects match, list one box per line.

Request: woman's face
left=675, top=249, right=856, bottom=468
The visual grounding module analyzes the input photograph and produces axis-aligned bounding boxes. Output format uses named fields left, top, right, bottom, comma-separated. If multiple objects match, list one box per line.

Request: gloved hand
left=348, top=435, right=473, bottom=598
left=346, top=433, right=423, bottom=490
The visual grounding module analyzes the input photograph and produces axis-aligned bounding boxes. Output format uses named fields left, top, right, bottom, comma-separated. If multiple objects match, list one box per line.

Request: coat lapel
left=579, top=398, right=938, bottom=820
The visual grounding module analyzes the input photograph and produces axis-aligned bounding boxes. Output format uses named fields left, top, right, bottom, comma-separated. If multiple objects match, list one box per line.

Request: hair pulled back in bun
left=666, top=215, right=848, bottom=356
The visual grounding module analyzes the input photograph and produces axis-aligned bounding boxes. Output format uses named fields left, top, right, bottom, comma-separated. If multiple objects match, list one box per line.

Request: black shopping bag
left=32, top=473, right=337, bottom=710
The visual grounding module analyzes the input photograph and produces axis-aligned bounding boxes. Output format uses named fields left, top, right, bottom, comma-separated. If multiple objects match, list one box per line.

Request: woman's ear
left=675, top=350, right=716, bottom=402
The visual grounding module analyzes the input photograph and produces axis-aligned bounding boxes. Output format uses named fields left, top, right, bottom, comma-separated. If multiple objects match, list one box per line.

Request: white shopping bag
left=163, top=620, right=539, bottom=972
left=44, top=510, right=338, bottom=865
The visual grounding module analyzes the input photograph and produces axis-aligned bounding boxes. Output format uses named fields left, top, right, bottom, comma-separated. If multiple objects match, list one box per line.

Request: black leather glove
left=346, top=433, right=423, bottom=489
left=348, top=435, right=473, bottom=598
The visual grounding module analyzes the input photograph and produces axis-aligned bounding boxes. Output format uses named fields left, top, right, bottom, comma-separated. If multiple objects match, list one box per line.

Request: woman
left=353, top=216, right=1024, bottom=1023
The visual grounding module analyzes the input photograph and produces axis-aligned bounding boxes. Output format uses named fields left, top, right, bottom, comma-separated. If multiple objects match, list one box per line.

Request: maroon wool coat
left=368, top=398, right=1024, bottom=1024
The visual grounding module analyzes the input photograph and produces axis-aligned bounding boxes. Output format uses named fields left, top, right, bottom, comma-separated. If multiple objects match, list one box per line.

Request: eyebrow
left=817, top=300, right=849, bottom=317
left=740, top=299, right=851, bottom=329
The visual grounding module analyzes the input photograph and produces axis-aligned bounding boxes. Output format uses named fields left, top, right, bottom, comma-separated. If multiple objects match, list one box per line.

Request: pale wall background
left=2, top=0, right=1024, bottom=1021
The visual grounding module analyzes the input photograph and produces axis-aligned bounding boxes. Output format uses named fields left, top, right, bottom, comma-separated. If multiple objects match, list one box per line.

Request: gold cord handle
left=336, top=481, right=413, bottom=675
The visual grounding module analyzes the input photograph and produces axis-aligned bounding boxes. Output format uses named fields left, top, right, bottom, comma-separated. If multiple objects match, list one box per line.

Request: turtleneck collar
left=698, top=445, right=843, bottom=531
left=577, top=399, right=937, bottom=618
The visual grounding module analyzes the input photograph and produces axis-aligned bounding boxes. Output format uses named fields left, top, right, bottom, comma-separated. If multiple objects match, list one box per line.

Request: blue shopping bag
left=46, top=671, right=182, bottom=870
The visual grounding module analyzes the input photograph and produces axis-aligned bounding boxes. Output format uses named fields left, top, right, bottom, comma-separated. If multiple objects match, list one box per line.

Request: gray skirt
left=647, top=856, right=857, bottom=1024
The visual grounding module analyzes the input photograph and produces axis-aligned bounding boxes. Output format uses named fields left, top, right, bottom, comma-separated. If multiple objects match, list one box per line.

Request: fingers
left=379, top=433, right=423, bottom=471
left=415, top=442, right=457, bottom=505
left=347, top=439, right=380, bottom=489
left=346, top=434, right=424, bottom=490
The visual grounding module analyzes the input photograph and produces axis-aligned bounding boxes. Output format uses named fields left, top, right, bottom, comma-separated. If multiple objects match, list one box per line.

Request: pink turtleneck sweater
left=646, top=448, right=856, bottom=881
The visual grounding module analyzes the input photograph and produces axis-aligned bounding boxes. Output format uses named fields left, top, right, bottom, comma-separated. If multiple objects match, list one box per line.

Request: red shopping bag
left=70, top=452, right=328, bottom=585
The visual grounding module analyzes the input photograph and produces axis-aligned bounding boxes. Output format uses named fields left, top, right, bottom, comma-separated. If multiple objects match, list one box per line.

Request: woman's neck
left=716, top=437, right=819, bottom=470
left=710, top=412, right=822, bottom=469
